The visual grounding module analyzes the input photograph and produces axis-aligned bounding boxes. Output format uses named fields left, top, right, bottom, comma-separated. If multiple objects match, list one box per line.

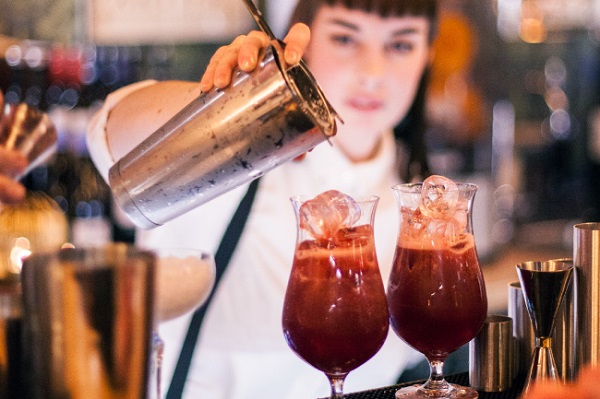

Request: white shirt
left=86, top=83, right=423, bottom=399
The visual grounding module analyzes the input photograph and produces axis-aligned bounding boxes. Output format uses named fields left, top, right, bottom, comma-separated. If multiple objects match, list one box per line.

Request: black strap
left=166, top=178, right=261, bottom=399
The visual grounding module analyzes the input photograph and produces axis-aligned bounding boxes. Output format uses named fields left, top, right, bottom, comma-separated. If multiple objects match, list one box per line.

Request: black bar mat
left=320, top=372, right=525, bottom=399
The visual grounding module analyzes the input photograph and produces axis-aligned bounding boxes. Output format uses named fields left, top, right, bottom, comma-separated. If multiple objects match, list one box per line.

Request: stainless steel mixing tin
left=109, top=44, right=338, bottom=228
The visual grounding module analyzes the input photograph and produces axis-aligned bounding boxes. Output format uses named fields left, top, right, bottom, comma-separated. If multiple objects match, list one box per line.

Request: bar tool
left=516, top=259, right=573, bottom=394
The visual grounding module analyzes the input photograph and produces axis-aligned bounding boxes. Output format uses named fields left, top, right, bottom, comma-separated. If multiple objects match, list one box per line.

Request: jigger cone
left=516, top=259, right=573, bottom=393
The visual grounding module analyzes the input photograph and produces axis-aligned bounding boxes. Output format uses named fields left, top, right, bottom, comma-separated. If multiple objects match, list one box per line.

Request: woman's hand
left=199, top=22, right=311, bottom=92
left=0, top=91, right=27, bottom=203
left=0, top=148, right=27, bottom=203
left=520, top=365, right=600, bottom=399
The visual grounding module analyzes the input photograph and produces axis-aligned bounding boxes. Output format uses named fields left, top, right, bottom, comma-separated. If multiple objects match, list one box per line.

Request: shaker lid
left=270, top=41, right=341, bottom=140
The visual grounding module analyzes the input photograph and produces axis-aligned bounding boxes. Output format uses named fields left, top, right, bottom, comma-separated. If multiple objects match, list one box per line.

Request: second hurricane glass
left=387, top=180, right=487, bottom=399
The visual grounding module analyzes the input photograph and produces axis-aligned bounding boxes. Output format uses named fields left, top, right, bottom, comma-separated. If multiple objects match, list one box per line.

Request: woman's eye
left=388, top=41, right=414, bottom=53
left=330, top=34, right=355, bottom=46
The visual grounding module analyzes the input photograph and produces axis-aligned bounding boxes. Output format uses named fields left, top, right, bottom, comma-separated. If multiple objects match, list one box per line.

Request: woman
left=86, top=0, right=437, bottom=397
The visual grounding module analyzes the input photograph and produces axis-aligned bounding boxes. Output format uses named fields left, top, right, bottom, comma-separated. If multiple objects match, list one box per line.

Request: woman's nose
left=357, top=49, right=386, bottom=90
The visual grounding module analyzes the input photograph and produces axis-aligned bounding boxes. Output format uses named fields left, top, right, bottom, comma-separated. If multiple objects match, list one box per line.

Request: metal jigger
left=515, top=259, right=573, bottom=394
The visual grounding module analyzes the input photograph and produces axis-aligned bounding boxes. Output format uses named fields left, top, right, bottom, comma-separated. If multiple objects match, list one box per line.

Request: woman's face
left=305, top=4, right=432, bottom=161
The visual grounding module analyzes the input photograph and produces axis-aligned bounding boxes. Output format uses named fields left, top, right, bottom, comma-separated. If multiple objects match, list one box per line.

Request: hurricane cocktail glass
left=388, top=177, right=487, bottom=399
left=283, top=191, right=389, bottom=398
left=150, top=248, right=216, bottom=399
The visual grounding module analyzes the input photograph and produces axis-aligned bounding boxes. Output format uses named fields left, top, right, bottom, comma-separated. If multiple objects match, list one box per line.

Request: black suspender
left=166, top=178, right=261, bottom=399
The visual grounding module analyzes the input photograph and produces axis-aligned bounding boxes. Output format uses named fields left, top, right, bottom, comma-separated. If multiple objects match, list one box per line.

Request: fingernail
left=214, top=75, right=226, bottom=88
left=286, top=51, right=299, bottom=65
left=240, top=56, right=255, bottom=71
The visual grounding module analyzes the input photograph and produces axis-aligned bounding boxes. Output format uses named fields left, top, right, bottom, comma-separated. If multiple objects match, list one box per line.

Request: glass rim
left=290, top=194, right=379, bottom=204
left=574, top=222, right=600, bottom=231
left=516, top=258, right=573, bottom=272
left=24, top=243, right=156, bottom=265
left=392, top=182, right=478, bottom=193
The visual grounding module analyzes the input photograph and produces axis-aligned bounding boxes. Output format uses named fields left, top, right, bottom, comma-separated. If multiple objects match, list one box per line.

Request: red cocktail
left=283, top=193, right=388, bottom=398
left=388, top=177, right=487, bottom=399
left=388, top=237, right=487, bottom=361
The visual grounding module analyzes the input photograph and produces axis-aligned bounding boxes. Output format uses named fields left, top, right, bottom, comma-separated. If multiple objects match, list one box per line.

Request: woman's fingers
left=199, top=23, right=311, bottom=92
left=200, top=35, right=246, bottom=91
left=282, top=23, right=311, bottom=65
left=199, top=31, right=270, bottom=92
left=237, top=30, right=271, bottom=71
left=0, top=148, right=27, bottom=178
left=0, top=149, right=27, bottom=203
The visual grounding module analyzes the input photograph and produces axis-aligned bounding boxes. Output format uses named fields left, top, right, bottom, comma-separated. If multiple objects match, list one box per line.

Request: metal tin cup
left=508, top=281, right=534, bottom=378
left=109, top=43, right=339, bottom=229
left=507, top=260, right=576, bottom=382
left=469, top=314, right=515, bottom=392
left=20, top=244, right=156, bottom=399
left=0, top=102, right=58, bottom=180
left=573, top=223, right=600, bottom=373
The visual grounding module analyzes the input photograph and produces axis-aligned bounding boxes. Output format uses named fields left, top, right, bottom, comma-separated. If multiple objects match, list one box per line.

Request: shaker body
left=109, top=45, right=335, bottom=228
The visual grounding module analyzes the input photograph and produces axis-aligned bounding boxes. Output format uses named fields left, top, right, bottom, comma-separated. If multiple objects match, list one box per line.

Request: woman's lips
left=347, top=97, right=384, bottom=112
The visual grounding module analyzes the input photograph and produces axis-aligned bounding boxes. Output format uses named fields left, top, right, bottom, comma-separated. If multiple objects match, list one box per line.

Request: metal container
left=573, top=223, right=600, bottom=372
left=469, top=314, right=515, bottom=392
left=20, top=244, right=156, bottom=399
left=109, top=44, right=338, bottom=229
left=507, top=263, right=576, bottom=382
left=0, top=102, right=57, bottom=180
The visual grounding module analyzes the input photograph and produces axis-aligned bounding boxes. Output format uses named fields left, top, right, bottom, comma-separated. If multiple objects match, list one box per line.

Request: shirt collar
left=298, top=129, right=399, bottom=197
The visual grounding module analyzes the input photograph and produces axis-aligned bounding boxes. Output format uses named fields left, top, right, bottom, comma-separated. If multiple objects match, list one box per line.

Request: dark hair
left=289, top=0, right=437, bottom=182
left=289, top=0, right=439, bottom=42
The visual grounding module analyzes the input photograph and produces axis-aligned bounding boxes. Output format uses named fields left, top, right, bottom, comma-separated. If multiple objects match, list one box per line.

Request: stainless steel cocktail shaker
left=109, top=44, right=338, bottom=229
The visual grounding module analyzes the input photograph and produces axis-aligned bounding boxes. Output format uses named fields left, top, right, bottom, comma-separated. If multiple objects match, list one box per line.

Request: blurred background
left=1, top=0, right=600, bottom=267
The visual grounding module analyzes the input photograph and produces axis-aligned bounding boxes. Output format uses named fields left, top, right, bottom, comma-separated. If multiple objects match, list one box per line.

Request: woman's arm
left=106, top=80, right=202, bottom=160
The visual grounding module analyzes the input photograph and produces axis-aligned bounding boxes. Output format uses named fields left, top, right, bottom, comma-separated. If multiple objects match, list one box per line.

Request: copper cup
left=0, top=102, right=57, bottom=180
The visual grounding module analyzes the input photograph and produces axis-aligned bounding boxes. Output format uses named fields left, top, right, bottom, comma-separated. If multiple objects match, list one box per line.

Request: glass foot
left=395, top=383, right=478, bottom=399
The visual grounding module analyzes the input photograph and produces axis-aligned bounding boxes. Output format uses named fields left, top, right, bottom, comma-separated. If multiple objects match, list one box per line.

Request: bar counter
left=323, top=373, right=526, bottom=399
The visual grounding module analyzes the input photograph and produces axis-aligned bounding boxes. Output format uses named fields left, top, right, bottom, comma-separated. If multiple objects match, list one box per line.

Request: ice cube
left=299, top=190, right=361, bottom=240
left=419, top=175, right=459, bottom=220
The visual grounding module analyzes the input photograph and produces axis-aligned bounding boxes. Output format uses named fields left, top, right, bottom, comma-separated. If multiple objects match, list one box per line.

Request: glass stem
left=422, top=359, right=452, bottom=393
left=326, top=373, right=347, bottom=399
left=152, top=331, right=165, bottom=399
